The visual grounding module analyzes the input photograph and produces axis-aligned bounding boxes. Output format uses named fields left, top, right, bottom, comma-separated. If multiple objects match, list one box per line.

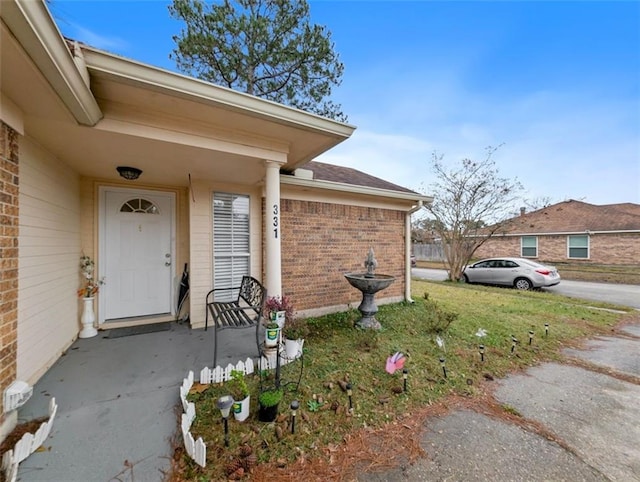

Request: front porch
left=15, top=323, right=255, bottom=481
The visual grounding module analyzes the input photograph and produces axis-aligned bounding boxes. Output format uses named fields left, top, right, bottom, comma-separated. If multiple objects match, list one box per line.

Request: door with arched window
left=100, top=188, right=175, bottom=321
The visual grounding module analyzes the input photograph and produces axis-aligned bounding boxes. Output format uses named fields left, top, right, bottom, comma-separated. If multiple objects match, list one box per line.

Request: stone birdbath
left=344, top=248, right=395, bottom=329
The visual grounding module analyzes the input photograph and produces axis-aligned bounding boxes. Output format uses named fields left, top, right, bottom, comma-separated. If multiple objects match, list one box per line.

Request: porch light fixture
left=217, top=395, right=234, bottom=447
left=116, top=166, right=143, bottom=180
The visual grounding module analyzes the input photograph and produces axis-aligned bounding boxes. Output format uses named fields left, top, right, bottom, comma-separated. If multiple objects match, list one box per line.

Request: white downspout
left=405, top=201, right=424, bottom=303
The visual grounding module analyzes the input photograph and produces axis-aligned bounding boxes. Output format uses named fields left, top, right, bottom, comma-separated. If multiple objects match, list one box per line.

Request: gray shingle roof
left=301, top=161, right=417, bottom=194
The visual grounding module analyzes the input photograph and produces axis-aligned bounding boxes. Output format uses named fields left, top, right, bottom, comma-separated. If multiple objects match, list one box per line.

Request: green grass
left=179, top=280, right=630, bottom=480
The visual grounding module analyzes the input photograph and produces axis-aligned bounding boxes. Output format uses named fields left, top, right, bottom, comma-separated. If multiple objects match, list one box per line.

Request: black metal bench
left=205, top=276, right=267, bottom=367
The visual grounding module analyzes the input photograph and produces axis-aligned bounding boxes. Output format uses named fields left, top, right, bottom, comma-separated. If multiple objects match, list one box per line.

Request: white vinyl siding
left=18, top=139, right=81, bottom=384
left=568, top=235, right=589, bottom=259
left=521, top=236, right=538, bottom=257
left=212, top=192, right=250, bottom=301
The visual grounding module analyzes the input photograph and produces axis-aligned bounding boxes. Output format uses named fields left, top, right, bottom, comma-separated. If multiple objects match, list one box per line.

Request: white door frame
left=97, top=186, right=176, bottom=324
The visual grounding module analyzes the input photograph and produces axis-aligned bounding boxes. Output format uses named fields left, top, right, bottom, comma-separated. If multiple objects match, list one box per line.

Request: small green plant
left=227, top=370, right=249, bottom=401
left=258, top=389, right=283, bottom=408
left=306, top=399, right=322, bottom=412
left=421, top=297, right=458, bottom=334
left=283, top=317, right=309, bottom=339
left=265, top=321, right=280, bottom=329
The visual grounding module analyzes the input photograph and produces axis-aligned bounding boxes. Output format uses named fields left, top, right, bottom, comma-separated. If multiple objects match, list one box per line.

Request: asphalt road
left=412, top=268, right=640, bottom=310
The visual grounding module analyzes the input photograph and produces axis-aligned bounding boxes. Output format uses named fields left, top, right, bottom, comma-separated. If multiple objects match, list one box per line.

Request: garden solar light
left=217, top=395, right=234, bottom=447
left=439, top=357, right=447, bottom=379
left=511, top=336, right=518, bottom=353
left=479, top=344, right=485, bottom=362
left=529, top=330, right=534, bottom=345
left=346, top=383, right=353, bottom=412
left=290, top=400, right=299, bottom=434
left=545, top=323, right=549, bottom=337
left=403, top=368, right=408, bottom=392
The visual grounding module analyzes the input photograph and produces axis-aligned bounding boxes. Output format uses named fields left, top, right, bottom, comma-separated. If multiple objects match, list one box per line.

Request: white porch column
left=264, top=160, right=283, bottom=298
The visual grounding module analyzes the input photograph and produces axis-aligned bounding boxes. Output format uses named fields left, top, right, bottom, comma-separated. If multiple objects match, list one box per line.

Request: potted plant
left=227, top=370, right=250, bottom=422
left=264, top=321, right=281, bottom=348
left=78, top=254, right=102, bottom=339
left=257, top=388, right=283, bottom=422
left=264, top=295, right=294, bottom=329
left=282, top=318, right=308, bottom=359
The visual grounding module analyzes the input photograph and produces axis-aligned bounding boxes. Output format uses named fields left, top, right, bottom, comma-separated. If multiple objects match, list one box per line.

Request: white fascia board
left=81, top=46, right=356, bottom=139
left=281, top=175, right=433, bottom=205
left=3, top=0, right=102, bottom=125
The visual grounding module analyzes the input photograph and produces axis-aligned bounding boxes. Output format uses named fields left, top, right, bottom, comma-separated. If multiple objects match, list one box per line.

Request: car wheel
left=514, top=278, right=532, bottom=290
left=462, top=274, right=470, bottom=283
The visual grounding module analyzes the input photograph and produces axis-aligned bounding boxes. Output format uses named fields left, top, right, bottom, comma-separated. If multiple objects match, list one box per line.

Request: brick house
left=0, top=0, right=429, bottom=439
left=474, top=200, right=640, bottom=265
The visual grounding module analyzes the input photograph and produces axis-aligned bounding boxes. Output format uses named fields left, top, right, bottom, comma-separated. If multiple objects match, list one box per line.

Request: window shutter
left=213, top=192, right=250, bottom=301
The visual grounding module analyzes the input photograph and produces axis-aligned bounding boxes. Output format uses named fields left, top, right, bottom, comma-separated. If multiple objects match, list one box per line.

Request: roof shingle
left=504, top=200, right=640, bottom=233
left=297, top=161, right=418, bottom=194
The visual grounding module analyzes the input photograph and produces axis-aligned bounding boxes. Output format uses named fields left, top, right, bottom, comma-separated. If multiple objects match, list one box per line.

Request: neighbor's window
left=521, top=236, right=538, bottom=257
left=213, top=192, right=250, bottom=301
left=568, top=235, right=589, bottom=259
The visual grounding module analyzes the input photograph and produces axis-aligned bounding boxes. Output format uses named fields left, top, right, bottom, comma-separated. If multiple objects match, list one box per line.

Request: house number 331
left=272, top=204, right=279, bottom=239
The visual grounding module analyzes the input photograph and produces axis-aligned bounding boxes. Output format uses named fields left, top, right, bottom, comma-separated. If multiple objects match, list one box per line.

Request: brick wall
left=280, top=199, right=405, bottom=312
left=475, top=233, right=640, bottom=265
left=0, top=121, right=19, bottom=419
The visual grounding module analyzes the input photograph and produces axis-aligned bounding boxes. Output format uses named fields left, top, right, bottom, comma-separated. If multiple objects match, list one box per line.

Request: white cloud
left=68, top=23, right=129, bottom=52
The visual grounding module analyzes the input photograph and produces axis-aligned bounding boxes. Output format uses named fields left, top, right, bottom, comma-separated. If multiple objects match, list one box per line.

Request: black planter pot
left=258, top=403, right=279, bottom=422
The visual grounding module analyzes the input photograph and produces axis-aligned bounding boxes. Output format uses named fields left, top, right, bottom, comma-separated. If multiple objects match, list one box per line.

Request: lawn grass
left=176, top=280, right=631, bottom=480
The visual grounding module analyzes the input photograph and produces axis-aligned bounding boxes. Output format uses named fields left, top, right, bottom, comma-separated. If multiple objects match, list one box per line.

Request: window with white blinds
left=213, top=192, right=250, bottom=301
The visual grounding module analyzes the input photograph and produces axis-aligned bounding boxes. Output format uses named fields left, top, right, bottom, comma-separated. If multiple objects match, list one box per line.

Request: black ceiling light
left=116, top=166, right=142, bottom=180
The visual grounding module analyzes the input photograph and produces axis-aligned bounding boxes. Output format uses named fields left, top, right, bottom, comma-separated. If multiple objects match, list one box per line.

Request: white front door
left=100, top=188, right=175, bottom=321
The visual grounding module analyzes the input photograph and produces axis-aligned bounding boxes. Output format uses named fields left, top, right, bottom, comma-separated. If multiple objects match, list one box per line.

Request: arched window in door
left=119, top=198, right=160, bottom=214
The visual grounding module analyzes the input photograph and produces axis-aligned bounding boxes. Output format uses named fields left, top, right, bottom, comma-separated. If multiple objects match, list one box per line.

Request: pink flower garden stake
left=385, top=352, right=406, bottom=375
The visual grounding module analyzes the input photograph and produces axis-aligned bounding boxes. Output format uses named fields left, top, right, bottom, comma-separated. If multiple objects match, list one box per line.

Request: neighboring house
left=0, top=0, right=430, bottom=438
left=474, top=200, right=640, bottom=265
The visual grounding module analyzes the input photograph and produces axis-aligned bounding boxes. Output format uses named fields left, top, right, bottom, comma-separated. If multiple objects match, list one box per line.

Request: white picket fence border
left=1, top=397, right=58, bottom=482
left=179, top=350, right=303, bottom=468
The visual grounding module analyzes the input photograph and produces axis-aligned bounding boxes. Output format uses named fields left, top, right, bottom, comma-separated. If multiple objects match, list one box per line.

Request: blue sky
left=50, top=0, right=640, bottom=205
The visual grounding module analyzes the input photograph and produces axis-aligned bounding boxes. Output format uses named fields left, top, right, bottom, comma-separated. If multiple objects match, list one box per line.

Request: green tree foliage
left=169, top=0, right=346, bottom=121
left=422, top=146, right=523, bottom=281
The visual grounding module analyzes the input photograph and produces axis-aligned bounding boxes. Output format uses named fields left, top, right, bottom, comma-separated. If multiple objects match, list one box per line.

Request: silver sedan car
left=462, top=257, right=561, bottom=290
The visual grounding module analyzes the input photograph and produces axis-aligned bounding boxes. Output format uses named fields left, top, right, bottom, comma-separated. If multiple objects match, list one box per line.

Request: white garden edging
left=1, top=398, right=57, bottom=482
left=179, top=348, right=304, bottom=468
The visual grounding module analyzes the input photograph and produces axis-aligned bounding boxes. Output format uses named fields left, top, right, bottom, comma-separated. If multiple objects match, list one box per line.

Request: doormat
left=103, top=322, right=172, bottom=339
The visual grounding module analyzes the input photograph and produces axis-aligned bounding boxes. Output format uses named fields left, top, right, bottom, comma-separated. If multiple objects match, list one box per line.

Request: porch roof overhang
left=1, top=0, right=356, bottom=187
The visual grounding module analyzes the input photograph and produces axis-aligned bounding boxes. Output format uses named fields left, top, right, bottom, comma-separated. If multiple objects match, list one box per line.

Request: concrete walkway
left=16, top=322, right=258, bottom=482
left=361, top=323, right=640, bottom=481
left=14, top=321, right=640, bottom=481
